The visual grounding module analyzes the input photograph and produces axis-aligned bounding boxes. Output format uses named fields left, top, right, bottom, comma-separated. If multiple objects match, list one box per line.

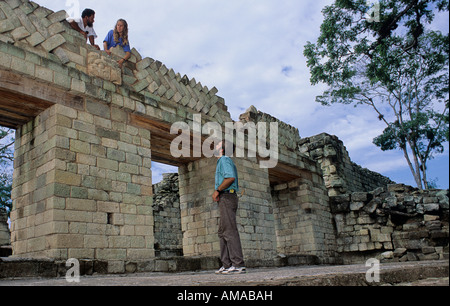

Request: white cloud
left=151, top=162, right=178, bottom=184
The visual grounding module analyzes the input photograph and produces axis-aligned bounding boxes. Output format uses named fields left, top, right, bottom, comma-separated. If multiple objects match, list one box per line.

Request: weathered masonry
left=1, top=1, right=447, bottom=271
left=0, top=1, right=337, bottom=265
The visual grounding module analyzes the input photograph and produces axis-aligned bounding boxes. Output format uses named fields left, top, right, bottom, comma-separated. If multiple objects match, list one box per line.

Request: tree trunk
left=402, top=146, right=423, bottom=190
left=420, top=158, right=429, bottom=190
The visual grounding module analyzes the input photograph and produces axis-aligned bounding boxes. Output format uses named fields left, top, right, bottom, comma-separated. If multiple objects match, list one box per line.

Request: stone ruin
left=152, top=173, right=182, bottom=258
left=331, top=185, right=449, bottom=264
left=0, top=0, right=448, bottom=273
left=0, top=208, right=10, bottom=245
left=153, top=160, right=449, bottom=267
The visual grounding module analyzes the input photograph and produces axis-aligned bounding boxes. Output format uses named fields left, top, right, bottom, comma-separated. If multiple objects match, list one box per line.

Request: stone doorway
left=151, top=163, right=183, bottom=258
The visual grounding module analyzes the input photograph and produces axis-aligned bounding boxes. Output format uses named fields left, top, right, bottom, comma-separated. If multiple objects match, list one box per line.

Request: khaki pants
left=218, top=193, right=245, bottom=268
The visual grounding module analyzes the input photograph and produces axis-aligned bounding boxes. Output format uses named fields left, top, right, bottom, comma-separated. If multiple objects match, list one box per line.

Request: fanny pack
left=220, top=189, right=236, bottom=194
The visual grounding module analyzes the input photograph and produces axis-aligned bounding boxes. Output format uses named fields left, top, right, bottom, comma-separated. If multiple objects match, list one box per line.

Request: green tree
left=0, top=127, right=14, bottom=215
left=0, top=173, right=12, bottom=216
left=304, top=0, right=449, bottom=190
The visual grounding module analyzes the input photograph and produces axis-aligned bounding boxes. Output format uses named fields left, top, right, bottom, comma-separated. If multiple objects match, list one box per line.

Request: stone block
left=35, top=65, right=53, bottom=82
left=11, top=26, right=30, bottom=40
left=53, top=47, right=70, bottom=64
left=53, top=71, right=71, bottom=88
left=26, top=31, right=45, bottom=46
left=71, top=78, right=86, bottom=93
left=106, top=261, right=125, bottom=273
left=69, top=139, right=90, bottom=154
left=41, top=34, right=66, bottom=52
left=381, top=251, right=394, bottom=259
left=47, top=10, right=68, bottom=24
left=430, top=230, right=448, bottom=239
left=11, top=56, right=34, bottom=75
left=96, top=127, right=120, bottom=141
left=133, top=78, right=149, bottom=92
left=86, top=99, right=111, bottom=119
left=65, top=49, right=85, bottom=66
left=0, top=221, right=10, bottom=246
left=351, top=192, right=368, bottom=202
left=54, top=170, right=82, bottom=186
left=46, top=234, right=84, bottom=249
left=0, top=51, right=12, bottom=68
left=423, top=204, right=440, bottom=213
left=350, top=202, right=364, bottom=211
left=5, top=0, right=21, bottom=9
left=47, top=22, right=65, bottom=36
left=422, top=246, right=436, bottom=254
left=136, top=57, right=153, bottom=71
left=0, top=19, right=15, bottom=33
left=66, top=198, right=96, bottom=212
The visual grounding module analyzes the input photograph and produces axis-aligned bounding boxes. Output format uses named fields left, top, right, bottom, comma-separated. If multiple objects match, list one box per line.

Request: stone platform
left=0, top=260, right=448, bottom=286
left=0, top=254, right=319, bottom=278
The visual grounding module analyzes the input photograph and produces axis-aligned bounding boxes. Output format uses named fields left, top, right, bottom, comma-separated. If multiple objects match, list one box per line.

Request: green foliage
left=0, top=173, right=12, bottom=216
left=0, top=128, right=14, bottom=162
left=304, top=0, right=449, bottom=190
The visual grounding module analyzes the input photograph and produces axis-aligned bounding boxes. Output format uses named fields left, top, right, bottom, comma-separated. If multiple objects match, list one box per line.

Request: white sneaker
left=222, top=266, right=246, bottom=274
left=215, top=266, right=226, bottom=274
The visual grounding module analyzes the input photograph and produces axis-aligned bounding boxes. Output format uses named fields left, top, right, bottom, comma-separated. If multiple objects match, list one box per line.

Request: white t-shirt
left=67, top=17, right=97, bottom=39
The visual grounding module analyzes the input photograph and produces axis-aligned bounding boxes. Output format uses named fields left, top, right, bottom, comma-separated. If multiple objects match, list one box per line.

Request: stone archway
left=1, top=1, right=338, bottom=266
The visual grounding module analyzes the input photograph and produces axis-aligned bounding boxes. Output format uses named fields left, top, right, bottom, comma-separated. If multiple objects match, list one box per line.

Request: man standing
left=212, top=141, right=246, bottom=274
left=67, top=8, right=100, bottom=50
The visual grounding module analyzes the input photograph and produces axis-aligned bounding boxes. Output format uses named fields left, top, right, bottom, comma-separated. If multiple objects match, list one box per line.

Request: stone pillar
left=0, top=208, right=10, bottom=246
left=179, top=158, right=218, bottom=257
left=10, top=103, right=155, bottom=262
left=234, top=158, right=277, bottom=261
left=272, top=173, right=337, bottom=264
left=179, top=156, right=277, bottom=262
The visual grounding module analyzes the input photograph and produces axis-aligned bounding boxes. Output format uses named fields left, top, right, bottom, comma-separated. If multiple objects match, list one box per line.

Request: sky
left=33, top=0, right=449, bottom=188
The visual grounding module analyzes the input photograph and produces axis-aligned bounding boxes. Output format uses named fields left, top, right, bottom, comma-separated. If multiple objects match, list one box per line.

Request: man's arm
left=89, top=36, right=100, bottom=50
left=217, top=178, right=235, bottom=192
left=212, top=178, right=235, bottom=202
left=68, top=21, right=87, bottom=39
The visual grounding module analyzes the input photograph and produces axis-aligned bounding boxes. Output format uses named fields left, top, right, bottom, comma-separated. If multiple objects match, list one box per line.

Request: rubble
left=153, top=173, right=182, bottom=257
left=0, top=208, right=10, bottom=246
left=331, top=184, right=449, bottom=263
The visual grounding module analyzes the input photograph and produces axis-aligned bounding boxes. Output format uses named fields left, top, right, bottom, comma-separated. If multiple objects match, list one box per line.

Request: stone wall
left=239, top=106, right=302, bottom=155
left=10, top=103, right=154, bottom=262
left=0, top=208, right=10, bottom=246
left=332, top=184, right=449, bottom=264
left=152, top=173, right=182, bottom=257
left=234, top=157, right=278, bottom=263
left=272, top=175, right=337, bottom=264
left=179, top=156, right=279, bottom=263
left=300, top=133, right=395, bottom=197
left=179, top=158, right=219, bottom=257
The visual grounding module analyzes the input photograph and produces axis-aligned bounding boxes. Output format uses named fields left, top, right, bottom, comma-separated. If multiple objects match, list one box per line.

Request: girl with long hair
left=104, top=19, right=131, bottom=68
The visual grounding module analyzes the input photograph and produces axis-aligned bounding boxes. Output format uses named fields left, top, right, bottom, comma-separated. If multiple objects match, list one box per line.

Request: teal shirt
left=215, top=156, right=239, bottom=192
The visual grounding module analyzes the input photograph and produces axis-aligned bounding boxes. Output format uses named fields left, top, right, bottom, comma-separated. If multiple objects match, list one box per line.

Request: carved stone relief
left=87, top=52, right=122, bottom=85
